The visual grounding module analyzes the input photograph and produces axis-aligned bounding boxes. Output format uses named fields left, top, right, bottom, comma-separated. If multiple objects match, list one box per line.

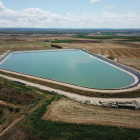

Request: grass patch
left=51, top=39, right=76, bottom=43
left=25, top=97, right=140, bottom=140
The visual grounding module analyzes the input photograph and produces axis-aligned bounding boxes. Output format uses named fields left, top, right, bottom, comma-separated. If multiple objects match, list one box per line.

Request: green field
left=51, top=39, right=76, bottom=43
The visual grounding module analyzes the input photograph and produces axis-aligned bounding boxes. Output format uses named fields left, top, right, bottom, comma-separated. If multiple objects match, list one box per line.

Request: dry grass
left=118, top=57, right=140, bottom=71
left=71, top=42, right=131, bottom=49
left=42, top=98, right=140, bottom=129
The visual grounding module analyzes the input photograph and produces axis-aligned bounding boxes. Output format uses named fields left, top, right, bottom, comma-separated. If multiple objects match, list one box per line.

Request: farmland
left=0, top=29, right=140, bottom=139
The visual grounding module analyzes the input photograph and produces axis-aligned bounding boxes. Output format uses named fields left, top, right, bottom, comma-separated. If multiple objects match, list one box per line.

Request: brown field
left=118, top=57, right=140, bottom=71
left=70, top=42, right=131, bottom=49
left=42, top=98, right=140, bottom=129
left=86, top=47, right=140, bottom=71
left=88, top=48, right=140, bottom=58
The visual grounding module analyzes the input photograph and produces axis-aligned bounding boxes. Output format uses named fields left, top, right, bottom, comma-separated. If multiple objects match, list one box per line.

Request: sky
left=0, top=0, right=140, bottom=28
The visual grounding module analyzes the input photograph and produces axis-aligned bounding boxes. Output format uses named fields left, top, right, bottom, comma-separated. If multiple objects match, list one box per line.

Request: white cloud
left=106, top=6, right=114, bottom=8
left=0, top=2, right=140, bottom=28
left=0, top=1, right=5, bottom=11
left=101, top=12, right=140, bottom=28
left=90, top=0, right=101, bottom=3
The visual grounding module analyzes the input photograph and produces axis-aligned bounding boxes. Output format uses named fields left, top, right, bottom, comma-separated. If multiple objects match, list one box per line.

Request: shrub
left=0, top=118, right=6, bottom=124
left=0, top=109, right=3, bottom=115
left=31, top=95, right=41, bottom=104
left=8, top=106, right=14, bottom=112
left=15, top=108, right=20, bottom=113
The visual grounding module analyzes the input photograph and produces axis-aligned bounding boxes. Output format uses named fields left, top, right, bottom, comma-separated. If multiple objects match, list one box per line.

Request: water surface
left=0, top=50, right=135, bottom=89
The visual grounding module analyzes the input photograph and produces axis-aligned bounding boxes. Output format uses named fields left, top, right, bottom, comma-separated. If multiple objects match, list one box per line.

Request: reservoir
left=0, top=50, right=136, bottom=89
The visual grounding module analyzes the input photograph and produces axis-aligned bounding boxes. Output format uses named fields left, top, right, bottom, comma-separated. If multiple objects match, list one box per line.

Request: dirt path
left=0, top=115, right=24, bottom=137
left=0, top=100, right=20, bottom=108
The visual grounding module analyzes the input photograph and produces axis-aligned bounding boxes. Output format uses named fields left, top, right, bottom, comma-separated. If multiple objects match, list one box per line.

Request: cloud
left=106, top=6, right=114, bottom=8
left=0, top=2, right=140, bottom=28
left=0, top=1, right=5, bottom=11
left=90, top=0, right=101, bottom=3
left=101, top=12, right=140, bottom=28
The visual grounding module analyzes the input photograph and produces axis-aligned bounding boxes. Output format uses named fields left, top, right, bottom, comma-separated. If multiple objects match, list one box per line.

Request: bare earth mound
left=42, top=99, right=140, bottom=129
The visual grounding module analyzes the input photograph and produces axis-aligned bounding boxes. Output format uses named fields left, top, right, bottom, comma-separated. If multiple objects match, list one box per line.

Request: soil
left=42, top=99, right=140, bottom=129
left=72, top=42, right=130, bottom=49
left=118, top=57, right=140, bottom=71
left=88, top=48, right=140, bottom=58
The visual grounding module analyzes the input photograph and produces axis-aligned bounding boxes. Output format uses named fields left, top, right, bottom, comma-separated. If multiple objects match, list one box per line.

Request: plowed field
left=72, top=42, right=130, bottom=49
left=88, top=48, right=140, bottom=58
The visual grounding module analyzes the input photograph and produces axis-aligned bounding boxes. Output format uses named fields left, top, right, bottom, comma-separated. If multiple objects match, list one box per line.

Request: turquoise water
left=0, top=50, right=135, bottom=89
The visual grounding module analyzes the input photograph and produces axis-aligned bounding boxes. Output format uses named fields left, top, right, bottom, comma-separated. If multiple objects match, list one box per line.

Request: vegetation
left=107, top=56, right=115, bottom=60
left=0, top=109, right=3, bottom=115
left=0, top=77, right=37, bottom=105
left=15, top=108, right=20, bottom=113
left=0, top=76, right=52, bottom=134
left=7, top=106, right=14, bottom=112
left=24, top=97, right=140, bottom=140
left=0, top=118, right=6, bottom=125
left=51, top=39, right=76, bottom=43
